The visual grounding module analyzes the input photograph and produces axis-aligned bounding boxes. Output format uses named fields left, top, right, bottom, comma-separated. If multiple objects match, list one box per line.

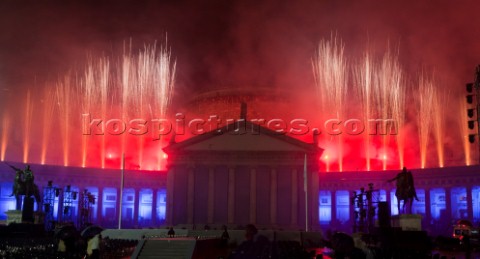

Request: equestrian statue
left=6, top=163, right=41, bottom=211
left=388, top=167, right=419, bottom=214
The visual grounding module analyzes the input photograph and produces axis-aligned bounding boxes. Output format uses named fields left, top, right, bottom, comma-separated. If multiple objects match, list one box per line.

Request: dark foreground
left=1, top=223, right=480, bottom=259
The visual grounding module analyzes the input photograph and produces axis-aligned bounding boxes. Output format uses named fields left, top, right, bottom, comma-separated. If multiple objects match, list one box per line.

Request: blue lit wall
left=451, top=187, right=467, bottom=220
left=0, top=182, right=16, bottom=220
left=0, top=163, right=168, bottom=229
left=430, top=188, right=446, bottom=220
left=156, top=189, right=167, bottom=224
left=102, top=187, right=118, bottom=228
left=336, top=190, right=350, bottom=223
left=412, top=189, right=426, bottom=216
left=473, top=186, right=480, bottom=224
left=390, top=190, right=398, bottom=215
left=121, top=188, right=135, bottom=227
left=85, top=187, right=98, bottom=221
left=139, top=188, right=153, bottom=226
left=318, top=190, right=331, bottom=223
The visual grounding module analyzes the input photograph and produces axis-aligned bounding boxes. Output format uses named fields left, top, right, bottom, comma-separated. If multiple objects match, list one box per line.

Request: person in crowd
left=220, top=225, right=230, bottom=247
left=168, top=227, right=175, bottom=238
left=87, top=234, right=101, bottom=259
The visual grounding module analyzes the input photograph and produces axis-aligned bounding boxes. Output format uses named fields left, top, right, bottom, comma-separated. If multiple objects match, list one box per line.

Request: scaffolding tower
left=42, top=181, right=60, bottom=231
left=62, top=185, right=77, bottom=223
left=78, top=189, right=95, bottom=229
left=352, top=183, right=379, bottom=233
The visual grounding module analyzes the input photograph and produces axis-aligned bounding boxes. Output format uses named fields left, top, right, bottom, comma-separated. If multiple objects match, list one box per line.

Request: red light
left=163, top=153, right=168, bottom=159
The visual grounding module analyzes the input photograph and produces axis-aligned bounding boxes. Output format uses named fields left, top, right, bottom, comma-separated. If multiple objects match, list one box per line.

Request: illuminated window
left=85, top=187, right=98, bottom=221
left=451, top=187, right=467, bottom=220
left=430, top=188, right=446, bottom=220
left=390, top=190, right=398, bottom=215
left=319, top=190, right=331, bottom=223
left=472, top=186, right=480, bottom=223
left=412, top=189, right=426, bottom=215
left=336, top=190, right=350, bottom=223
left=157, top=189, right=167, bottom=223
left=139, top=189, right=153, bottom=225
left=0, top=182, right=16, bottom=220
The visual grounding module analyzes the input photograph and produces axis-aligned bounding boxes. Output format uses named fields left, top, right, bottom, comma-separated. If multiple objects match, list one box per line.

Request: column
left=250, top=167, right=257, bottom=224
left=385, top=188, right=392, bottom=217
left=291, top=168, right=298, bottom=227
left=228, top=167, right=235, bottom=224
left=424, top=188, right=431, bottom=228
left=152, top=188, right=158, bottom=226
left=445, top=187, right=452, bottom=225
left=166, top=167, right=175, bottom=225
left=187, top=166, right=195, bottom=225
left=331, top=189, right=337, bottom=226
left=350, top=189, right=356, bottom=230
left=207, top=167, right=215, bottom=224
left=96, top=188, right=103, bottom=225
left=467, top=186, right=473, bottom=222
left=270, top=168, right=277, bottom=226
left=133, top=188, right=140, bottom=227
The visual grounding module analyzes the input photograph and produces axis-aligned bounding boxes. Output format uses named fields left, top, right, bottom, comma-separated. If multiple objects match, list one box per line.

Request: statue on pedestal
left=6, top=163, right=41, bottom=215
left=388, top=167, right=419, bottom=214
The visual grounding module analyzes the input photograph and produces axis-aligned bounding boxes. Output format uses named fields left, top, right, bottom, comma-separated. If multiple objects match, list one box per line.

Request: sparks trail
left=15, top=41, right=176, bottom=170
left=313, top=35, right=348, bottom=171
left=417, top=73, right=435, bottom=169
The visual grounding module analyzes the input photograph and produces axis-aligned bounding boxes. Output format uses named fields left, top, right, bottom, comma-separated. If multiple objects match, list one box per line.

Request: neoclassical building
left=163, top=121, right=322, bottom=230
left=0, top=163, right=168, bottom=229
left=1, top=120, right=480, bottom=236
left=317, top=165, right=480, bottom=236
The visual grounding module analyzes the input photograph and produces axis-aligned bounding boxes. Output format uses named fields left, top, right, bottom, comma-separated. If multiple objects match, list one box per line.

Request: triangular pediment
left=184, top=132, right=308, bottom=151
left=164, top=121, right=321, bottom=153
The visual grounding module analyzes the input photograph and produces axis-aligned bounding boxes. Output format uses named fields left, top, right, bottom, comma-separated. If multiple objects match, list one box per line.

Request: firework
left=354, top=51, right=374, bottom=170
left=375, top=48, right=404, bottom=170
left=432, top=87, right=448, bottom=167
left=0, top=111, right=9, bottom=161
left=23, top=90, right=34, bottom=163
left=458, top=97, right=472, bottom=166
left=40, top=87, right=56, bottom=165
left=417, top=73, right=435, bottom=168
left=312, top=35, right=348, bottom=171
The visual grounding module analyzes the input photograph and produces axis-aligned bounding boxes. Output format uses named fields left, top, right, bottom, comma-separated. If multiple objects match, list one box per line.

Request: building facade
left=1, top=131, right=480, bottom=236
left=163, top=121, right=322, bottom=230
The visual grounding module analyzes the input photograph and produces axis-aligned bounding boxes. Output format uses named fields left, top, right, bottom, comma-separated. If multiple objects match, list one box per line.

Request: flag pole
left=304, top=153, right=309, bottom=232
left=118, top=153, right=125, bottom=229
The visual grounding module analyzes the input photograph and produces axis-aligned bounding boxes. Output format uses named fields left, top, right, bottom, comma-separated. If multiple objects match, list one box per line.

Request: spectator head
left=245, top=224, right=258, bottom=241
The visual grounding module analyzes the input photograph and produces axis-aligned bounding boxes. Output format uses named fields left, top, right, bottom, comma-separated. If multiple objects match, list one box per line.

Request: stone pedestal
left=391, top=214, right=422, bottom=231
left=22, top=196, right=34, bottom=223
left=5, top=210, right=22, bottom=225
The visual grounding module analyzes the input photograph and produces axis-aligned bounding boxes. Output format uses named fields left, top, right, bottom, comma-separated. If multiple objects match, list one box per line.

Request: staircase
left=135, top=238, right=196, bottom=259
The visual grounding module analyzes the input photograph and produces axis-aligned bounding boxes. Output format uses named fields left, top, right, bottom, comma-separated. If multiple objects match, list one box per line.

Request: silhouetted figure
left=388, top=167, right=418, bottom=214
left=23, top=165, right=34, bottom=196
left=168, top=227, right=175, bottom=238
left=220, top=225, right=230, bottom=247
